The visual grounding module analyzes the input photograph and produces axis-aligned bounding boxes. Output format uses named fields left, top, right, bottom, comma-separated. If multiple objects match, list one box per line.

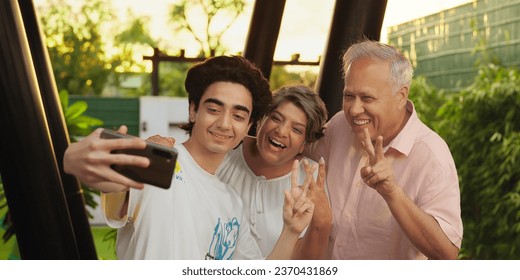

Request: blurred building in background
left=388, top=0, right=520, bottom=91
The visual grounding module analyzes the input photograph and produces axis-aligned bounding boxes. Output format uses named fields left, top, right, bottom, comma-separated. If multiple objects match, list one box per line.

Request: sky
left=35, top=0, right=474, bottom=64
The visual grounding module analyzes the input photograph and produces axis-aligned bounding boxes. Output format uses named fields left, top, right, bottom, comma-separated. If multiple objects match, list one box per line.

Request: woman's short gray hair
left=267, top=85, right=328, bottom=143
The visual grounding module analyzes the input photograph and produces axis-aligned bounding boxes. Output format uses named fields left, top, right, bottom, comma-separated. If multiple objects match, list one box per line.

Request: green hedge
left=410, top=63, right=520, bottom=259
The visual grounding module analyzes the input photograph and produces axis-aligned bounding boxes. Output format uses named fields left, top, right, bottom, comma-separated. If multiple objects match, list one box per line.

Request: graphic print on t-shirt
left=174, top=161, right=185, bottom=183
left=205, top=217, right=240, bottom=260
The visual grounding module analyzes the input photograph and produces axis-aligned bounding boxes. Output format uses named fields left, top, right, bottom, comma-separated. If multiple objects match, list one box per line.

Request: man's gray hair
left=342, top=40, right=413, bottom=93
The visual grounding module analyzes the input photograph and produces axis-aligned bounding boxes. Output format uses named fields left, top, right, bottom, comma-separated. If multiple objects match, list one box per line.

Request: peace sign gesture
left=359, top=128, right=397, bottom=196
left=282, top=159, right=316, bottom=235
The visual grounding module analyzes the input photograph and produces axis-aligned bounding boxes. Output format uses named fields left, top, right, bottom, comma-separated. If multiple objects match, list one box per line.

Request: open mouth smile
left=353, top=119, right=371, bottom=126
left=210, top=131, right=232, bottom=140
left=268, top=137, right=287, bottom=149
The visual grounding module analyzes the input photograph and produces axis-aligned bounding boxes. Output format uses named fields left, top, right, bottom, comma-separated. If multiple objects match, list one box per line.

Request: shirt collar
left=385, top=100, right=419, bottom=157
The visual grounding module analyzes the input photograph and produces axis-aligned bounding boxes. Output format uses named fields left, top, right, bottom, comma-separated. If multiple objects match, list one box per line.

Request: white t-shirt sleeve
left=101, top=191, right=129, bottom=228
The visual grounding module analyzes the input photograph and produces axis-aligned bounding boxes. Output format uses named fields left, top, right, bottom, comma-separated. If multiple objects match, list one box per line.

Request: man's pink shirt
left=310, top=101, right=463, bottom=259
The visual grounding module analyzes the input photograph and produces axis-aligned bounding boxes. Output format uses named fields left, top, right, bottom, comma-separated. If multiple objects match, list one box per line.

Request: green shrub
left=409, top=75, right=448, bottom=130
left=410, top=64, right=520, bottom=259
left=436, top=63, right=520, bottom=259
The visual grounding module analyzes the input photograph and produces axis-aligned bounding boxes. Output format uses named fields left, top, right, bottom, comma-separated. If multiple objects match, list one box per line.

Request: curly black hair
left=181, top=56, right=272, bottom=135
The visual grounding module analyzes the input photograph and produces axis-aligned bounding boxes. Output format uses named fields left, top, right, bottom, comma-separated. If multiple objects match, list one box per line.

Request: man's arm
left=303, top=137, right=327, bottom=163
left=360, top=129, right=459, bottom=259
left=379, top=186, right=459, bottom=259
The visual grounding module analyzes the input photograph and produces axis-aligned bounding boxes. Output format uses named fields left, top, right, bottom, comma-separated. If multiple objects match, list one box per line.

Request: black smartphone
left=100, top=129, right=178, bottom=189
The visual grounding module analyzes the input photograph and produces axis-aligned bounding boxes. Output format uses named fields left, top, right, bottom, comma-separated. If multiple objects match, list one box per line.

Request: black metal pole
left=0, top=0, right=80, bottom=259
left=18, top=0, right=97, bottom=259
left=243, top=0, right=286, bottom=79
left=315, top=0, right=387, bottom=118
left=150, top=48, right=160, bottom=96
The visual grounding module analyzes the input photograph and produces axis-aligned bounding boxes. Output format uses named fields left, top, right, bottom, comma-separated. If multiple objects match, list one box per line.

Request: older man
left=308, top=40, right=463, bottom=259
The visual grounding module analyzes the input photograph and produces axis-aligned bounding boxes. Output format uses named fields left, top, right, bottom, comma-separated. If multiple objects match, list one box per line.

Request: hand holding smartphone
left=100, top=129, right=178, bottom=189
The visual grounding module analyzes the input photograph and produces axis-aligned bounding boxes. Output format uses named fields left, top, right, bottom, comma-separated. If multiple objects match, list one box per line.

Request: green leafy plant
left=435, top=63, right=520, bottom=259
left=408, top=76, right=447, bottom=130
left=406, top=61, right=520, bottom=259
left=60, top=89, right=103, bottom=142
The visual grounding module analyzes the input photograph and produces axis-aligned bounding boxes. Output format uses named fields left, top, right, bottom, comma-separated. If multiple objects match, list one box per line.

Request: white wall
left=139, top=96, right=190, bottom=143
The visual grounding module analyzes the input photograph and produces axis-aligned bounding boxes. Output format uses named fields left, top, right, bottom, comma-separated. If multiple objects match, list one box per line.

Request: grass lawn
left=91, top=226, right=117, bottom=260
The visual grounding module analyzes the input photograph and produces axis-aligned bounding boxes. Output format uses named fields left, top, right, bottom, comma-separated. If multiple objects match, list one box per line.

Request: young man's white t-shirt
left=216, top=144, right=318, bottom=257
left=101, top=144, right=263, bottom=260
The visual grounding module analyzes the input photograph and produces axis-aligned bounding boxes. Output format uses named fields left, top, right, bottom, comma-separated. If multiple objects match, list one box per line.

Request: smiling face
left=342, top=57, right=408, bottom=146
left=255, top=101, right=307, bottom=166
left=188, top=81, right=253, bottom=157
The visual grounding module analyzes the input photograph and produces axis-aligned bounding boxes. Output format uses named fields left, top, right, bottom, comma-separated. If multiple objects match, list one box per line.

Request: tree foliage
left=38, top=0, right=155, bottom=96
left=158, top=62, right=191, bottom=97
left=410, top=64, right=520, bottom=259
left=112, top=16, right=157, bottom=74
left=39, top=0, right=114, bottom=96
left=269, top=66, right=318, bottom=91
left=169, top=0, right=246, bottom=57
left=408, top=76, right=447, bottom=129
left=437, top=64, right=520, bottom=259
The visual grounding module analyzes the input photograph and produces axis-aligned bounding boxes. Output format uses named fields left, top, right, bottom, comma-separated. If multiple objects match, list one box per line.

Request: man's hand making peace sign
left=359, top=128, right=397, bottom=197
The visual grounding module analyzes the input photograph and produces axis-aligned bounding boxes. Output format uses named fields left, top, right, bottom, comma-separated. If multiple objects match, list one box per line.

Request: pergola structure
left=0, top=0, right=387, bottom=259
